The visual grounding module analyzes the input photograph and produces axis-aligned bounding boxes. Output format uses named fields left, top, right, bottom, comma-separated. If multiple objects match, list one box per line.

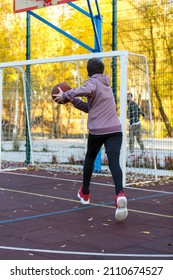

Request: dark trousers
left=83, top=132, right=123, bottom=195
left=129, top=123, right=144, bottom=153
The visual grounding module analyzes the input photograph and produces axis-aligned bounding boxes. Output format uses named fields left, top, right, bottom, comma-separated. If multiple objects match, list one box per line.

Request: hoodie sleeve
left=62, top=79, right=96, bottom=103
left=71, top=97, right=88, bottom=113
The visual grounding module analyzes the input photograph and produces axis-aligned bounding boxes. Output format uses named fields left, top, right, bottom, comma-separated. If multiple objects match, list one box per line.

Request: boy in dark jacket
left=127, top=92, right=145, bottom=157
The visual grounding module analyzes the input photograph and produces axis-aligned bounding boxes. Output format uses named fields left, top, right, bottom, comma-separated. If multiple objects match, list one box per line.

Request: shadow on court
left=0, top=170, right=172, bottom=260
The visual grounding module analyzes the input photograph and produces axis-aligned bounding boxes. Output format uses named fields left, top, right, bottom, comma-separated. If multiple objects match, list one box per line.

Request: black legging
left=83, top=132, right=123, bottom=195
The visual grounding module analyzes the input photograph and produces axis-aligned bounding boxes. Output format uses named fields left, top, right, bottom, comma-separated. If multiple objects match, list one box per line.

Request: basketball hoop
left=43, top=0, right=52, bottom=7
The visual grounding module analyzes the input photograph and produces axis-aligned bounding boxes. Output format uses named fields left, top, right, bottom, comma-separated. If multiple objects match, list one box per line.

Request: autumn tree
left=118, top=0, right=173, bottom=136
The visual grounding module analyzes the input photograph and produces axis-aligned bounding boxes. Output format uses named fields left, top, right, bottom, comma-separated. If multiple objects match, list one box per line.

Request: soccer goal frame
left=0, top=50, right=157, bottom=186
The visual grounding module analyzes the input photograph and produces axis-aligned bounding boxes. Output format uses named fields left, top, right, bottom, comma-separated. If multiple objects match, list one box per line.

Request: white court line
left=1, top=171, right=173, bottom=195
left=0, top=246, right=172, bottom=258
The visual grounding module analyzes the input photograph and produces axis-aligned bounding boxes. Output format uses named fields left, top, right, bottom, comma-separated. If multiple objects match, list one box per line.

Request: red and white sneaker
left=77, top=187, right=90, bottom=205
left=115, top=191, right=128, bottom=221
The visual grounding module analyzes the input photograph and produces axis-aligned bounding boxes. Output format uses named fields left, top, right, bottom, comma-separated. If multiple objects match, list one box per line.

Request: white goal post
left=0, top=50, right=157, bottom=185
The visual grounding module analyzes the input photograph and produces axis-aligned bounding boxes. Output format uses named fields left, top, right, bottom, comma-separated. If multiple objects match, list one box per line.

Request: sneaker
left=77, top=187, right=90, bottom=205
left=115, top=191, right=128, bottom=221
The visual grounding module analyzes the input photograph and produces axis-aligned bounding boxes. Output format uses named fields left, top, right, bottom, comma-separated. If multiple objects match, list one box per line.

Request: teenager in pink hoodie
left=53, top=58, right=128, bottom=221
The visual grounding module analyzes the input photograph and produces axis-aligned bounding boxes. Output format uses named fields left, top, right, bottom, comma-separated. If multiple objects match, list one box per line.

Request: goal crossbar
left=0, top=51, right=128, bottom=68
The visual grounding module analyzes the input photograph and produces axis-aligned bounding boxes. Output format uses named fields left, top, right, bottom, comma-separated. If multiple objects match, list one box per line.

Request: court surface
left=0, top=169, right=172, bottom=260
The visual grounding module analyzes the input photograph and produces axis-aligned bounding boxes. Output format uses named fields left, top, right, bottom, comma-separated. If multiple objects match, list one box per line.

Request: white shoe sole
left=115, top=196, right=128, bottom=221
left=77, top=192, right=90, bottom=205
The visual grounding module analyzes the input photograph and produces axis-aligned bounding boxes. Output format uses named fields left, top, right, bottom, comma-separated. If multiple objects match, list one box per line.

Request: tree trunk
left=150, top=20, right=172, bottom=137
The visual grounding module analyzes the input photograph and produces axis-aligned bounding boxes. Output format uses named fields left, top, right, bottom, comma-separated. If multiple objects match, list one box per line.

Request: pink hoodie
left=62, top=74, right=122, bottom=135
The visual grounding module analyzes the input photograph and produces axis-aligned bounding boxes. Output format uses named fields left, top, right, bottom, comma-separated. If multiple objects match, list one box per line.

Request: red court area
left=0, top=169, right=172, bottom=260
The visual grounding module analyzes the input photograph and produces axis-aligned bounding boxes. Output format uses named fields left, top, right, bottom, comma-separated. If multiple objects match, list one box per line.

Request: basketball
left=51, top=82, right=71, bottom=104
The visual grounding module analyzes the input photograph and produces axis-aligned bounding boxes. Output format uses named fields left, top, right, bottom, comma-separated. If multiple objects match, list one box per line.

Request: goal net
left=0, top=51, right=157, bottom=184
left=126, top=54, right=157, bottom=183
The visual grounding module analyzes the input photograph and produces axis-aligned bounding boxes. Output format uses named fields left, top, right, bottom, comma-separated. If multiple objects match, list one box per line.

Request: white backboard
left=14, top=0, right=77, bottom=13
